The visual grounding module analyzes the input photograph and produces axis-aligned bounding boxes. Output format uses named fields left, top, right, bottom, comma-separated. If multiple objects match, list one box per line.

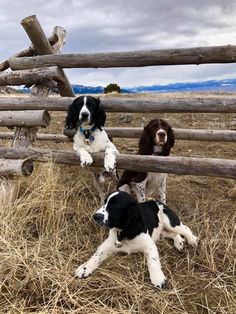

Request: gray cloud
left=1, top=0, right=236, bottom=87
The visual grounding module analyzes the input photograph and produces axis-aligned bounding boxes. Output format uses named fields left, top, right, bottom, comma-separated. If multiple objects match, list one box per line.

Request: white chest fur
left=73, top=129, right=111, bottom=153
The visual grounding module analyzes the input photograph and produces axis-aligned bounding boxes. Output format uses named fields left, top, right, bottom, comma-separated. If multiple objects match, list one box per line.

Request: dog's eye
left=86, top=103, right=95, bottom=111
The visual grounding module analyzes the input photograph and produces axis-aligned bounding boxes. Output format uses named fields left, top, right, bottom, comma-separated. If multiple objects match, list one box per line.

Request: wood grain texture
left=9, top=45, right=236, bottom=70
left=0, top=96, right=236, bottom=113
left=0, top=158, right=33, bottom=176
left=20, top=15, right=74, bottom=97
left=0, top=110, right=50, bottom=127
left=0, top=147, right=235, bottom=179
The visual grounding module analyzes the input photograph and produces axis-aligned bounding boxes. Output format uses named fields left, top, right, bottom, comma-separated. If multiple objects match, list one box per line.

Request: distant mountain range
left=72, top=78, right=236, bottom=93
left=126, top=78, right=236, bottom=93
left=16, top=78, right=236, bottom=94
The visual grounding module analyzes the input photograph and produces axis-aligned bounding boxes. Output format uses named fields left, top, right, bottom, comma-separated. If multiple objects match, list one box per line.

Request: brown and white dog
left=117, top=119, right=175, bottom=203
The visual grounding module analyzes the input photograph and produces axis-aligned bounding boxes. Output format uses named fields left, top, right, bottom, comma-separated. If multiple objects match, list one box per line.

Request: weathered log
left=0, top=178, right=20, bottom=208
left=21, top=15, right=54, bottom=55
left=51, top=26, right=66, bottom=54
left=229, top=119, right=236, bottom=130
left=1, top=128, right=236, bottom=143
left=0, top=147, right=235, bottom=179
left=0, top=158, right=33, bottom=176
left=0, top=96, right=236, bottom=113
left=105, top=127, right=236, bottom=142
left=9, top=45, right=236, bottom=70
left=64, top=127, right=236, bottom=142
left=228, top=185, right=236, bottom=199
left=11, top=22, right=66, bottom=148
left=0, top=66, right=65, bottom=86
left=11, top=19, right=62, bottom=148
left=0, top=131, right=70, bottom=143
left=0, top=110, right=50, bottom=127
left=20, top=15, right=74, bottom=97
left=0, top=157, right=33, bottom=207
left=0, top=27, right=63, bottom=71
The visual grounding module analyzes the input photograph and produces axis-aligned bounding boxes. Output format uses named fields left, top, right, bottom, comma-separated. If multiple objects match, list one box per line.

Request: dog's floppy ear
left=138, top=125, right=153, bottom=155
left=162, top=125, right=175, bottom=156
left=65, top=98, right=83, bottom=130
left=120, top=202, right=144, bottom=240
left=93, top=98, right=106, bottom=130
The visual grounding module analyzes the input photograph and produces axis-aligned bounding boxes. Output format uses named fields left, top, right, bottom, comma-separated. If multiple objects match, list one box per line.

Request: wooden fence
left=0, top=14, right=235, bottom=183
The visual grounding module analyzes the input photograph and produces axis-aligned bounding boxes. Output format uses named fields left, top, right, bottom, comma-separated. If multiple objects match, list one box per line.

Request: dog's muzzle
left=93, top=213, right=107, bottom=226
left=80, top=112, right=89, bottom=122
left=156, top=131, right=167, bottom=145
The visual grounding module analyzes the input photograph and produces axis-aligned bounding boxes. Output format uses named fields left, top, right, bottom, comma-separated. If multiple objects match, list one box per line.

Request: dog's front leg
left=73, top=144, right=93, bottom=167
left=75, top=238, right=116, bottom=278
left=104, top=141, right=118, bottom=172
left=157, top=174, right=167, bottom=204
left=144, top=239, right=166, bottom=288
left=132, top=181, right=146, bottom=202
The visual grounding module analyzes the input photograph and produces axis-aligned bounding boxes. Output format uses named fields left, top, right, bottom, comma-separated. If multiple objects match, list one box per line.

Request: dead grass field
left=0, top=92, right=235, bottom=313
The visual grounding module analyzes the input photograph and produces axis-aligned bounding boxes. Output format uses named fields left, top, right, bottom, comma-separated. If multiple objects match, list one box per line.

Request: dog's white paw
left=75, top=263, right=93, bottom=279
left=187, top=234, right=198, bottom=247
left=80, top=155, right=93, bottom=167
left=104, top=158, right=116, bottom=173
left=174, top=234, right=185, bottom=251
left=150, top=270, right=166, bottom=289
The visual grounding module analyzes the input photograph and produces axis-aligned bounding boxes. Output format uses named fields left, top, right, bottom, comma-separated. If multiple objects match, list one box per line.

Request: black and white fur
left=75, top=191, right=198, bottom=288
left=65, top=95, right=118, bottom=171
left=65, top=96, right=118, bottom=201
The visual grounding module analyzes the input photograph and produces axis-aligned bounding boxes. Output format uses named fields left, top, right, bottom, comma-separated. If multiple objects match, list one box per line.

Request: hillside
left=11, top=78, right=236, bottom=94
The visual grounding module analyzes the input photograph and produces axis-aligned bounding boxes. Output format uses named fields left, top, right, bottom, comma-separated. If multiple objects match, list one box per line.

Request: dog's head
left=138, top=118, right=175, bottom=156
left=65, top=96, right=106, bottom=130
left=93, top=191, right=144, bottom=240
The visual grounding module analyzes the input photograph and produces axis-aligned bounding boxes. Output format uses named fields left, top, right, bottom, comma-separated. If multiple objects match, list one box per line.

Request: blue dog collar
left=80, top=126, right=96, bottom=142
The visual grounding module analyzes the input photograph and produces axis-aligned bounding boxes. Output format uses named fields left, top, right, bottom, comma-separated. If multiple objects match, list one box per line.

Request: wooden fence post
left=0, top=26, right=66, bottom=72
left=20, top=15, right=75, bottom=97
left=1, top=16, right=74, bottom=206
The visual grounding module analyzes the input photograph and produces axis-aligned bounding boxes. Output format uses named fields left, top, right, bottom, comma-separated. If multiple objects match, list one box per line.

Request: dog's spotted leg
left=104, top=141, right=118, bottom=172
left=161, top=230, right=185, bottom=251
left=93, top=173, right=105, bottom=204
left=75, top=237, right=116, bottom=279
left=160, top=205, right=198, bottom=247
left=142, top=236, right=166, bottom=288
left=157, top=175, right=166, bottom=204
left=169, top=224, right=198, bottom=246
left=132, top=181, right=146, bottom=202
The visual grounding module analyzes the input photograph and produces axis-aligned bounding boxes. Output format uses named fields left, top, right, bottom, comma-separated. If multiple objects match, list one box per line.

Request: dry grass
left=0, top=92, right=235, bottom=313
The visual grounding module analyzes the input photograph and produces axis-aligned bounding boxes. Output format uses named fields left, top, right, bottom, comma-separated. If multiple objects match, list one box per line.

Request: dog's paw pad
left=75, top=264, right=91, bottom=279
left=104, top=158, right=116, bottom=172
left=80, top=156, right=93, bottom=167
left=151, top=272, right=166, bottom=289
left=189, top=235, right=198, bottom=247
left=174, top=234, right=185, bottom=251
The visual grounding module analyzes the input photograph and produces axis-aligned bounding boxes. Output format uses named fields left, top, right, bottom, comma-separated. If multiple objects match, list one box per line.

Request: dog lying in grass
left=75, top=191, right=198, bottom=288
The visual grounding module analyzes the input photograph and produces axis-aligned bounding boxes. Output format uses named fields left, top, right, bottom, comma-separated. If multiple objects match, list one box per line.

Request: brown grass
left=0, top=93, right=235, bottom=313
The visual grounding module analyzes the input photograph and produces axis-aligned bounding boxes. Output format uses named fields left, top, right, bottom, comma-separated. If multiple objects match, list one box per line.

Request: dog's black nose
left=158, top=131, right=166, bottom=137
left=81, top=112, right=89, bottom=119
left=93, top=213, right=104, bottom=223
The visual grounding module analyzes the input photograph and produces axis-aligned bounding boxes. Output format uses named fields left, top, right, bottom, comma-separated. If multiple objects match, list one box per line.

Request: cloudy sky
left=1, top=0, right=236, bottom=87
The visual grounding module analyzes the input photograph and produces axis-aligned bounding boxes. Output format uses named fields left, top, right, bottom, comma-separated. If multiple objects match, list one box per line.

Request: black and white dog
left=75, top=191, right=198, bottom=288
left=65, top=96, right=118, bottom=200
